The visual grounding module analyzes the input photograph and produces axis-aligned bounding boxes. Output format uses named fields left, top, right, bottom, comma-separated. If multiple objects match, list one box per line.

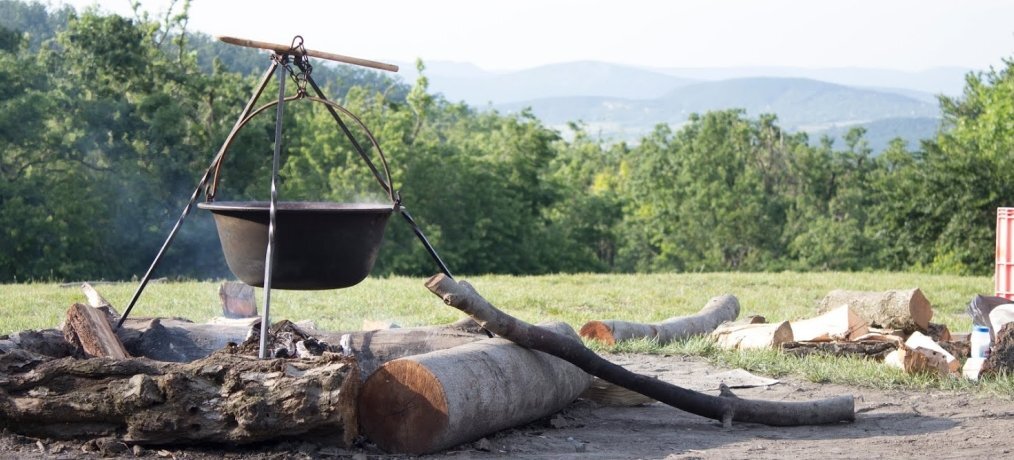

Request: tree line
left=1, top=1, right=1012, bottom=282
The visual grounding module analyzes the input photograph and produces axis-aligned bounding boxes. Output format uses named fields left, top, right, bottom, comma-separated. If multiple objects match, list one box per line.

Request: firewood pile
left=580, top=287, right=989, bottom=380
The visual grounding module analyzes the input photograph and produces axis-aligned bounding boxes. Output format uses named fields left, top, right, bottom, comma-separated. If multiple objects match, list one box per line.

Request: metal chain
left=284, top=35, right=311, bottom=96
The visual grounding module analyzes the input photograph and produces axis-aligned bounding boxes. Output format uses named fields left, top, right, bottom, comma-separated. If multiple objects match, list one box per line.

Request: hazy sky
left=61, top=0, right=1014, bottom=72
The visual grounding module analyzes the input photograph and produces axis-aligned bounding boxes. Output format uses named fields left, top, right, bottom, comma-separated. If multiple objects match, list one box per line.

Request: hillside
left=396, top=60, right=696, bottom=104
left=494, top=77, right=941, bottom=146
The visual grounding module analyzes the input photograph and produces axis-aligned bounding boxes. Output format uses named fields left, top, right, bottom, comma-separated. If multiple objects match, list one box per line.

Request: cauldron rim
left=197, top=201, right=394, bottom=213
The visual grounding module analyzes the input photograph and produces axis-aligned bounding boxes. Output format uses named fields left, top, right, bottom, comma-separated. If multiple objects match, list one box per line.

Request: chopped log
left=81, top=282, right=115, bottom=312
left=712, top=321, right=793, bottom=350
left=817, top=288, right=933, bottom=333
left=983, top=322, right=1014, bottom=376
left=790, top=305, right=868, bottom=342
left=63, top=303, right=129, bottom=359
left=358, top=322, right=591, bottom=454
left=219, top=282, right=257, bottom=318
left=884, top=331, right=958, bottom=376
left=905, top=331, right=958, bottom=373
left=579, top=295, right=740, bottom=345
left=426, top=274, right=855, bottom=428
left=926, top=323, right=952, bottom=343
left=939, top=339, right=970, bottom=361
left=0, top=350, right=359, bottom=445
left=781, top=340, right=897, bottom=360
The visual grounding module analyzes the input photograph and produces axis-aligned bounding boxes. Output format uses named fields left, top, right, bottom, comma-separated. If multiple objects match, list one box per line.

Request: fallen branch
left=580, top=295, right=740, bottom=345
left=426, top=274, right=855, bottom=427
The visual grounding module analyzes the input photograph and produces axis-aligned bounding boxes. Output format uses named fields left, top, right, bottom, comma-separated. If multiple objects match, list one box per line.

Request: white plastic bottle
left=970, top=325, right=991, bottom=359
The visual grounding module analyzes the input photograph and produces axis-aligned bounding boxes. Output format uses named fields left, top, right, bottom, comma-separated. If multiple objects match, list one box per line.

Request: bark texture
left=0, top=349, right=359, bottom=446
left=580, top=295, right=740, bottom=345
left=818, top=288, right=933, bottom=333
left=358, top=322, right=591, bottom=454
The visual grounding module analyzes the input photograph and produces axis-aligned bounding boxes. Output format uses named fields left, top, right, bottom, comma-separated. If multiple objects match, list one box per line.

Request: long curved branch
left=425, top=274, right=854, bottom=427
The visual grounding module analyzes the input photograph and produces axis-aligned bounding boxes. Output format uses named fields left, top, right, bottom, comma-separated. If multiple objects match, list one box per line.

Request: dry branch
left=580, top=295, right=740, bottom=345
left=425, top=274, right=855, bottom=427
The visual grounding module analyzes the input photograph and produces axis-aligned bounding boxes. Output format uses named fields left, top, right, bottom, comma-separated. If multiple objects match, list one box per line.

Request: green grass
left=1, top=271, right=1005, bottom=394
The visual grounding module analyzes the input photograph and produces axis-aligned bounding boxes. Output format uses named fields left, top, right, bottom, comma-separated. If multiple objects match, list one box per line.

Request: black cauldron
left=198, top=201, right=393, bottom=290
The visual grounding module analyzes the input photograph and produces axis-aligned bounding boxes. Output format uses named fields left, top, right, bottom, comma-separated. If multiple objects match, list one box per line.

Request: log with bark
left=426, top=274, right=855, bottom=428
left=358, top=321, right=591, bottom=454
left=790, top=305, right=869, bottom=342
left=817, top=288, right=933, bottom=333
left=711, top=321, right=793, bottom=350
left=579, top=294, right=740, bottom=345
left=0, top=348, right=360, bottom=445
left=781, top=340, right=897, bottom=360
left=63, top=303, right=130, bottom=359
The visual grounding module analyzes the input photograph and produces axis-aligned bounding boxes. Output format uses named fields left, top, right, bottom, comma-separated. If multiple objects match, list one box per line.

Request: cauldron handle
left=206, top=95, right=396, bottom=205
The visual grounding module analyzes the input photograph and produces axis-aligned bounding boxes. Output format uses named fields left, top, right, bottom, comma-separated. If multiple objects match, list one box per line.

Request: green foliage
left=0, top=1, right=1011, bottom=281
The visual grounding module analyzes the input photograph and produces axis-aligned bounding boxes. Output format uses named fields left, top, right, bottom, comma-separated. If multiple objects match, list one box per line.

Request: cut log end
left=578, top=321, right=616, bottom=345
left=358, top=360, right=450, bottom=454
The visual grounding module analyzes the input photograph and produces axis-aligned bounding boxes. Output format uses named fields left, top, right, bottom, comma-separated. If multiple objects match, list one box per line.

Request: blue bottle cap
left=974, top=325, right=990, bottom=333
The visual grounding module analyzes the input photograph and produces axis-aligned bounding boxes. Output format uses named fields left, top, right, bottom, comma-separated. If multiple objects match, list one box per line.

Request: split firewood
left=983, top=322, right=1014, bottom=376
left=926, top=323, right=951, bottom=342
left=426, top=274, right=855, bottom=429
left=712, top=321, right=793, bottom=350
left=817, top=288, right=933, bottom=333
left=81, top=282, right=116, bottom=312
left=0, top=349, right=359, bottom=446
left=63, top=303, right=129, bottom=359
left=884, top=331, right=958, bottom=376
left=219, top=281, right=257, bottom=318
left=781, top=340, right=897, bottom=360
left=579, top=295, right=740, bottom=345
left=358, top=322, right=591, bottom=454
left=790, top=305, right=869, bottom=342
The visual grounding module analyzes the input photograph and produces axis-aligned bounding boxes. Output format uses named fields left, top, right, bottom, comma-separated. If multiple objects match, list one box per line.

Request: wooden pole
left=580, top=294, right=740, bottom=345
left=358, top=321, right=591, bottom=454
left=425, top=274, right=855, bottom=427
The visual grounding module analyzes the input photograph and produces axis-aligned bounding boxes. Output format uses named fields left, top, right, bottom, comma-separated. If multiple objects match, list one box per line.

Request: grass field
left=2, top=271, right=1009, bottom=395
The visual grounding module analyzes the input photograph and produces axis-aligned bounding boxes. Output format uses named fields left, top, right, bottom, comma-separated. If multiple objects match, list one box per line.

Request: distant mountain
left=396, top=61, right=696, bottom=105
left=391, top=60, right=960, bottom=150
left=495, top=77, right=940, bottom=145
left=650, top=66, right=971, bottom=96
left=811, top=116, right=941, bottom=153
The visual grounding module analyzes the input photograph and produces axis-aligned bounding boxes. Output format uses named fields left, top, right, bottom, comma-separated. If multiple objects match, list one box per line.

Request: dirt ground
left=3, top=352, right=1013, bottom=459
